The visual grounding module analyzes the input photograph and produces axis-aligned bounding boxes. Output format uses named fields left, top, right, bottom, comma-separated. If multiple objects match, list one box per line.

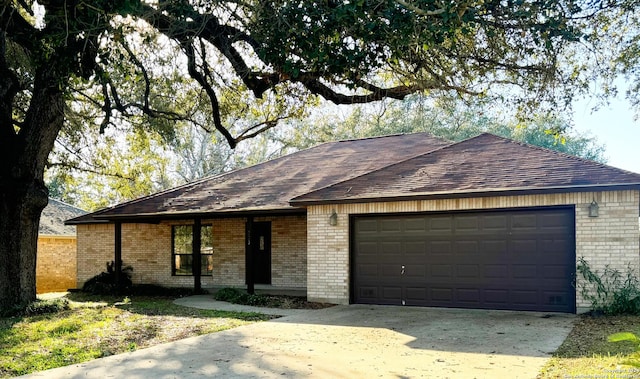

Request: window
left=172, top=224, right=213, bottom=276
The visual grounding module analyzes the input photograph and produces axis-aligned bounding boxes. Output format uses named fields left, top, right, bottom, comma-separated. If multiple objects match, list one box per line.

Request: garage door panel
left=430, top=288, right=453, bottom=301
left=405, top=287, right=427, bottom=302
left=511, top=240, right=538, bottom=254
left=429, top=217, right=453, bottom=232
left=484, top=289, right=509, bottom=305
left=511, top=214, right=538, bottom=230
left=355, top=241, right=378, bottom=255
left=356, top=263, right=379, bottom=277
left=540, top=238, right=571, bottom=253
left=484, top=264, right=508, bottom=279
left=457, top=288, right=481, bottom=303
left=356, top=219, right=379, bottom=233
left=405, top=241, right=426, bottom=254
left=481, top=240, right=508, bottom=255
left=512, top=264, right=537, bottom=278
left=382, top=287, right=402, bottom=301
left=540, top=213, right=572, bottom=229
left=404, top=265, right=426, bottom=278
left=511, top=290, right=539, bottom=306
left=483, top=215, right=508, bottom=231
left=456, top=265, right=480, bottom=278
left=353, top=207, right=575, bottom=312
left=431, top=264, right=453, bottom=278
left=455, top=216, right=480, bottom=231
left=455, top=241, right=480, bottom=256
left=378, top=264, right=402, bottom=278
left=404, top=218, right=426, bottom=232
left=380, top=219, right=402, bottom=233
left=358, top=286, right=378, bottom=301
left=541, top=264, right=571, bottom=279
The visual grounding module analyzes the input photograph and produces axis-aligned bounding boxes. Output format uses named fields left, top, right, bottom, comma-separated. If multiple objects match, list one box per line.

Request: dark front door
left=352, top=207, right=576, bottom=313
left=251, top=222, right=272, bottom=284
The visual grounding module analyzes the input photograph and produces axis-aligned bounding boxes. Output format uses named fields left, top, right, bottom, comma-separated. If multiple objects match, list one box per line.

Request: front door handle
left=401, top=265, right=405, bottom=275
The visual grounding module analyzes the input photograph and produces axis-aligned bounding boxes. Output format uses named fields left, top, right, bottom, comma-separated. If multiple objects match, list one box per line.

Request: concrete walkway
left=19, top=297, right=575, bottom=379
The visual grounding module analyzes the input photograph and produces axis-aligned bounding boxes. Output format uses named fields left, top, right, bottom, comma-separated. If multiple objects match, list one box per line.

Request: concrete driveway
left=19, top=304, right=574, bottom=379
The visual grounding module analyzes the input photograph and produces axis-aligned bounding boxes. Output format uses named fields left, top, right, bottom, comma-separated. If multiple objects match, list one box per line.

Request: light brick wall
left=77, top=223, right=114, bottom=288
left=76, top=215, right=307, bottom=290
left=306, top=190, right=640, bottom=310
left=257, top=215, right=307, bottom=287
left=36, top=236, right=77, bottom=293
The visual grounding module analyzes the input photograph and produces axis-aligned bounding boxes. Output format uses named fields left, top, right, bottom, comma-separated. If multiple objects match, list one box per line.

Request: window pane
left=201, top=225, right=213, bottom=255
left=202, top=254, right=213, bottom=276
left=174, top=254, right=193, bottom=276
left=173, top=225, right=192, bottom=255
left=172, top=224, right=213, bottom=276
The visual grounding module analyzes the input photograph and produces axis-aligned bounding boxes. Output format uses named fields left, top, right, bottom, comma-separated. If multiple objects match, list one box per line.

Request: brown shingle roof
left=290, top=133, right=640, bottom=205
left=67, top=133, right=450, bottom=223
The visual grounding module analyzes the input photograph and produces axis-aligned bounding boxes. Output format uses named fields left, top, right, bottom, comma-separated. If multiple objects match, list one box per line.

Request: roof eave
left=69, top=206, right=307, bottom=224
left=290, top=183, right=640, bottom=207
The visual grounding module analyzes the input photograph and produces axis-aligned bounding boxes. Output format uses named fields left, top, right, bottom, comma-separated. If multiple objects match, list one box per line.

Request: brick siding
left=77, top=215, right=307, bottom=290
left=306, top=190, right=640, bottom=311
left=36, top=235, right=77, bottom=293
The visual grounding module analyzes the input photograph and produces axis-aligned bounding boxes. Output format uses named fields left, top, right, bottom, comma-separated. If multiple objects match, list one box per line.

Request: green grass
left=0, top=293, right=274, bottom=378
left=538, top=315, right=640, bottom=378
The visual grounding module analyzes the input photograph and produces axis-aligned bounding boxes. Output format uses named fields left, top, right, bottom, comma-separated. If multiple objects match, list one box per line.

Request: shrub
left=82, top=261, right=133, bottom=295
left=214, top=287, right=243, bottom=302
left=213, top=288, right=269, bottom=306
left=577, top=257, right=640, bottom=315
left=24, top=298, right=71, bottom=316
left=243, top=294, right=269, bottom=306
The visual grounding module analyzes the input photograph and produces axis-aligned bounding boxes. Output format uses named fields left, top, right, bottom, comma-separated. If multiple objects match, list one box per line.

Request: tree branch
left=297, top=76, right=420, bottom=104
left=183, top=40, right=237, bottom=148
left=47, top=161, right=137, bottom=181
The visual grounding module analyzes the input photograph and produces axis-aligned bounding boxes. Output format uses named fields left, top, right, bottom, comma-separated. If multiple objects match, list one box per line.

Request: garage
left=352, top=207, right=576, bottom=313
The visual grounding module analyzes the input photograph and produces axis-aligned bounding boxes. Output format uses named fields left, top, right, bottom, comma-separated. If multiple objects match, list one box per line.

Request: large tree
left=0, top=0, right=619, bottom=308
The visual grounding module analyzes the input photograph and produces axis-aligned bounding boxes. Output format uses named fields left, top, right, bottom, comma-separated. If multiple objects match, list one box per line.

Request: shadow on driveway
left=19, top=304, right=575, bottom=379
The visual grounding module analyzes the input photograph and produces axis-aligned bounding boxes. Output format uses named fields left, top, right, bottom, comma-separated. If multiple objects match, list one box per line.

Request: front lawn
left=0, top=293, right=274, bottom=378
left=539, top=315, right=640, bottom=378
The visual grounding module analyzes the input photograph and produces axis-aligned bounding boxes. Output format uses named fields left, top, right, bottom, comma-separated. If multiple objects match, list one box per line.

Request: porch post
left=245, top=216, right=255, bottom=294
left=193, top=218, right=202, bottom=293
left=114, top=222, right=122, bottom=290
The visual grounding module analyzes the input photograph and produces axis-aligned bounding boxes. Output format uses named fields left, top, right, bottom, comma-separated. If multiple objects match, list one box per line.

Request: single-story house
left=37, top=198, right=86, bottom=293
left=67, top=133, right=640, bottom=313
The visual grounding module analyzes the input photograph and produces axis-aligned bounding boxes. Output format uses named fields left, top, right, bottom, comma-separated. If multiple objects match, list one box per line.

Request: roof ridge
left=47, top=197, right=87, bottom=213
left=291, top=135, right=457, bottom=202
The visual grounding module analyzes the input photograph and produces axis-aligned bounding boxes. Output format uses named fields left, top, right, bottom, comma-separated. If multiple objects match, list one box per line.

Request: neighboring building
left=67, top=133, right=640, bottom=313
left=37, top=198, right=86, bottom=293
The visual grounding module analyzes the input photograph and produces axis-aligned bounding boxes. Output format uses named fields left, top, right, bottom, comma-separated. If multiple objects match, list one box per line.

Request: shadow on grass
left=63, top=291, right=275, bottom=322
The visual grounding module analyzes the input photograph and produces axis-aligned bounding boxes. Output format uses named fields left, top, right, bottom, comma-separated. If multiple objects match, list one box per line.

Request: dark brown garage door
left=352, top=207, right=575, bottom=312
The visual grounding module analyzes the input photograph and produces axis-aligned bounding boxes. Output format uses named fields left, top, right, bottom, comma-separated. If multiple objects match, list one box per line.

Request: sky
left=573, top=96, right=640, bottom=174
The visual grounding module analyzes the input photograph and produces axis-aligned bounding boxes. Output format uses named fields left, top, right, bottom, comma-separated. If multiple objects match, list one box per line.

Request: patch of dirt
left=250, top=295, right=334, bottom=310
left=554, top=314, right=640, bottom=358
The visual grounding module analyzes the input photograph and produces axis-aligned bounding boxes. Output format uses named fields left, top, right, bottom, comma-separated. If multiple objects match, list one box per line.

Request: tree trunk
left=0, top=67, right=66, bottom=310
left=0, top=182, right=48, bottom=309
